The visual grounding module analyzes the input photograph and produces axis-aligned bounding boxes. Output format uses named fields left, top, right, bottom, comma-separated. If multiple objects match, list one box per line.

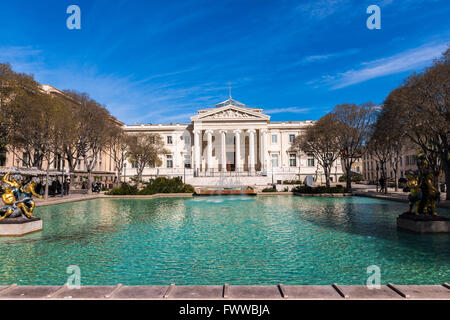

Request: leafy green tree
left=126, top=133, right=168, bottom=185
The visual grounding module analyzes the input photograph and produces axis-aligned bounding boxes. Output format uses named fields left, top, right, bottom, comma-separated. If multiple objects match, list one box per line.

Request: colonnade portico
left=192, top=128, right=266, bottom=175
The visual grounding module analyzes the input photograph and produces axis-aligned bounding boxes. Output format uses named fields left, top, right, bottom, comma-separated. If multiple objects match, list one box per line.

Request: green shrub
left=282, top=180, right=302, bottom=185
left=106, top=183, right=139, bottom=195
left=262, top=187, right=277, bottom=192
left=105, top=178, right=194, bottom=195
left=293, top=185, right=348, bottom=194
left=138, top=177, right=194, bottom=195
left=183, top=184, right=195, bottom=193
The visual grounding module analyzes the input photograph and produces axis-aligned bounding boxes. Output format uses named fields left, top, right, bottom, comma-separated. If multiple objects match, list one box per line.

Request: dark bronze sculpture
left=405, top=154, right=439, bottom=216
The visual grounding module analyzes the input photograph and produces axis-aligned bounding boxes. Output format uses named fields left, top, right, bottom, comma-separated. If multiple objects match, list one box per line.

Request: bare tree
left=60, top=90, right=84, bottom=187
left=0, top=63, right=41, bottom=163
left=73, top=94, right=113, bottom=194
left=330, top=102, right=377, bottom=190
left=291, top=114, right=341, bottom=187
left=381, top=48, right=449, bottom=198
left=106, top=124, right=128, bottom=186
left=9, top=91, right=68, bottom=199
left=126, top=133, right=168, bottom=185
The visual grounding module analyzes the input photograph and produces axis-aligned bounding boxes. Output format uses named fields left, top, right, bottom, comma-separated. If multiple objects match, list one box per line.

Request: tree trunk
left=116, top=168, right=122, bottom=187
left=137, top=169, right=143, bottom=186
left=325, top=167, right=330, bottom=188
left=394, top=168, right=398, bottom=192
left=380, top=161, right=387, bottom=194
left=346, top=172, right=351, bottom=190
left=44, top=164, right=50, bottom=200
left=69, top=171, right=75, bottom=191
left=87, top=170, right=92, bottom=195
left=345, top=158, right=352, bottom=190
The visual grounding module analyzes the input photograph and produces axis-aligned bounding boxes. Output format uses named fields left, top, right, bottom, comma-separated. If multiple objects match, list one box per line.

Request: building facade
left=123, top=98, right=344, bottom=186
left=362, top=145, right=419, bottom=184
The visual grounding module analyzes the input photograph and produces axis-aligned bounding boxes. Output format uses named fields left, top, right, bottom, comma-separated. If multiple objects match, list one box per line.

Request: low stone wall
left=294, top=192, right=353, bottom=197
left=397, top=214, right=450, bottom=233
left=258, top=192, right=294, bottom=195
left=105, top=193, right=194, bottom=199
left=0, top=218, right=42, bottom=236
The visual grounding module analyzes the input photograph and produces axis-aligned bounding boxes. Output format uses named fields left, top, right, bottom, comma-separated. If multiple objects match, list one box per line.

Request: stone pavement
left=0, top=284, right=448, bottom=300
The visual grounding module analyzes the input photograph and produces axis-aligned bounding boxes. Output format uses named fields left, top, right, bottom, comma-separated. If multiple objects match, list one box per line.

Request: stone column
left=248, top=129, right=256, bottom=173
left=234, top=129, right=241, bottom=172
left=261, top=129, right=267, bottom=172
left=220, top=130, right=227, bottom=173
left=193, top=130, right=200, bottom=174
left=205, top=130, right=213, bottom=173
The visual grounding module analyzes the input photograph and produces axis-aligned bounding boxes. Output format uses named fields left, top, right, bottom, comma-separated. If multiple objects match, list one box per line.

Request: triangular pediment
left=191, top=105, right=270, bottom=122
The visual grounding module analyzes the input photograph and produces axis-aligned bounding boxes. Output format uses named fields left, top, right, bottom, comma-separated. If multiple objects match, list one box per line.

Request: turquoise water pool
left=0, top=196, right=449, bottom=285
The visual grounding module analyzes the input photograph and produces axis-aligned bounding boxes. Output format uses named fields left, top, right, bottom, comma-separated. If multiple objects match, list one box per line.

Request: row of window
left=363, top=154, right=418, bottom=172
left=166, top=134, right=296, bottom=145
left=127, top=153, right=315, bottom=169
left=2, top=150, right=314, bottom=170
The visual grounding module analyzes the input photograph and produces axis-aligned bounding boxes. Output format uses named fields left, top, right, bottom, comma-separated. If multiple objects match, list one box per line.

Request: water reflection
left=0, top=196, right=448, bottom=285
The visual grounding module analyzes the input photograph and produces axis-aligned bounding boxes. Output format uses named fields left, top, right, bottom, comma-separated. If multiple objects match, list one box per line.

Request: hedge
left=292, top=185, right=348, bottom=194
left=106, top=177, right=195, bottom=195
left=262, top=187, right=277, bottom=192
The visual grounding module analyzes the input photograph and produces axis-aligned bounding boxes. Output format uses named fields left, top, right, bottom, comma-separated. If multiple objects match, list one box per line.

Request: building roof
left=215, top=97, right=246, bottom=109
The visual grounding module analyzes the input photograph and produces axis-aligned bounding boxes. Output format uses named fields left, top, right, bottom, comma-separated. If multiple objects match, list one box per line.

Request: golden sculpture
left=0, top=172, right=43, bottom=220
left=0, top=187, right=16, bottom=221
left=406, top=172, right=421, bottom=215
left=2, top=172, right=22, bottom=189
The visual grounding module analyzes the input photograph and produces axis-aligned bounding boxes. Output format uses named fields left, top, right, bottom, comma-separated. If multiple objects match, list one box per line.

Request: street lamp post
left=61, top=156, right=65, bottom=197
left=376, top=161, right=379, bottom=192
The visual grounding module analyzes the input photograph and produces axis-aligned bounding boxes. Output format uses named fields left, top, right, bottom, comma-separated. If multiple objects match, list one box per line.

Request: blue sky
left=0, top=0, right=449, bottom=124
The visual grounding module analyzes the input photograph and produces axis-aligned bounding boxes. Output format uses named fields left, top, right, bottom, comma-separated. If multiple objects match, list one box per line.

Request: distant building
left=362, top=145, right=419, bottom=183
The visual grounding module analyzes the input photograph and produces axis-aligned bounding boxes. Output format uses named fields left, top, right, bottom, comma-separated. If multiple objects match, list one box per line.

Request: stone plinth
left=0, top=218, right=42, bottom=236
left=397, top=213, right=450, bottom=233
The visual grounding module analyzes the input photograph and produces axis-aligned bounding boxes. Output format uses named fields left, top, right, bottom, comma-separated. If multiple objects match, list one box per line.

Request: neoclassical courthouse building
left=124, top=97, right=344, bottom=186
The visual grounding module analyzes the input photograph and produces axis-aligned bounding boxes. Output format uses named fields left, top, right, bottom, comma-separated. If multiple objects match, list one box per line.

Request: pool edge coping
left=0, top=284, right=448, bottom=300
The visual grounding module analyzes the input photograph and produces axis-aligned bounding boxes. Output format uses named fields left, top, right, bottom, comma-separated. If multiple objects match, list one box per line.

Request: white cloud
left=299, top=48, right=360, bottom=65
left=265, top=107, right=311, bottom=114
left=309, top=43, right=448, bottom=89
left=296, top=0, right=350, bottom=20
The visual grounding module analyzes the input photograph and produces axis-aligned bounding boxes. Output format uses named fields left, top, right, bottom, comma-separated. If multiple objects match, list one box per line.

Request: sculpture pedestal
left=0, top=218, right=42, bottom=236
left=397, top=213, right=450, bottom=234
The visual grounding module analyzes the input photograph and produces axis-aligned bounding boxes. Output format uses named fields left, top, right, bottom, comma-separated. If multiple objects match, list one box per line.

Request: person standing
left=64, top=179, right=70, bottom=196
left=379, top=177, right=386, bottom=193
